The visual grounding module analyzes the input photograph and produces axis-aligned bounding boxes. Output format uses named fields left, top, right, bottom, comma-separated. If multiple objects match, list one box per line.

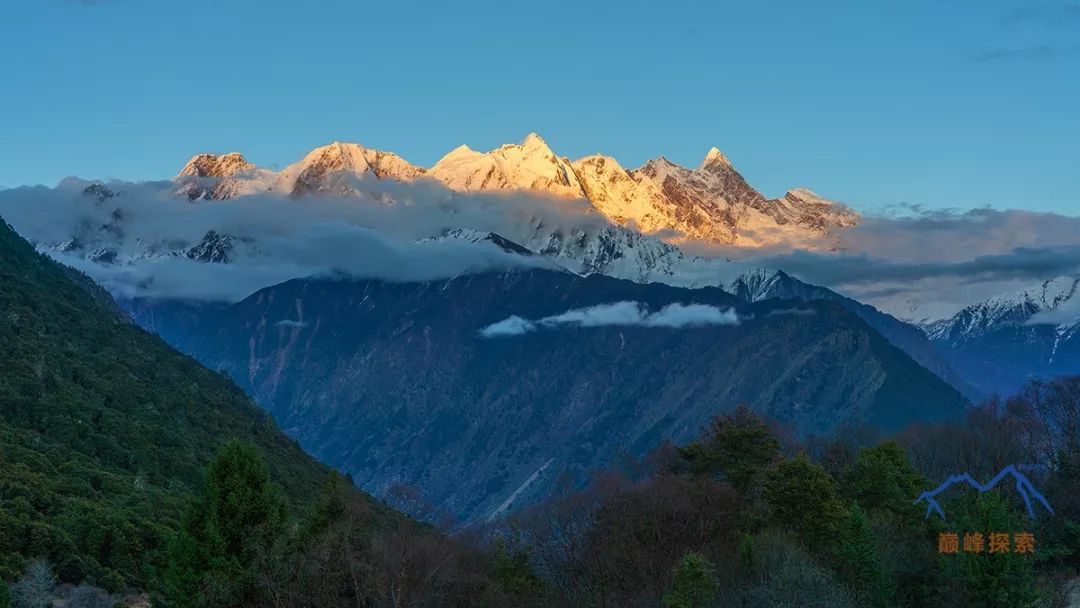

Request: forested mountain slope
left=0, top=216, right=374, bottom=588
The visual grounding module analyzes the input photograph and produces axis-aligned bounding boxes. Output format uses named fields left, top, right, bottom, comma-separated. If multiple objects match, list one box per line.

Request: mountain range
left=20, top=133, right=1078, bottom=400
left=174, top=133, right=859, bottom=247
left=5, top=133, right=1077, bottom=524
left=123, top=269, right=968, bottom=523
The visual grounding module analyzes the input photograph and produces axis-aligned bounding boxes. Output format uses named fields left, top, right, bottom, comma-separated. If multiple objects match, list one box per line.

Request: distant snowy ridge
left=926, top=277, right=1080, bottom=344
left=924, top=277, right=1080, bottom=396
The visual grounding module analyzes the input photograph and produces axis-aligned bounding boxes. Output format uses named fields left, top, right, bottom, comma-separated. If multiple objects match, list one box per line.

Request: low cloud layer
left=0, top=176, right=1077, bottom=320
left=0, top=177, right=593, bottom=301
left=479, top=302, right=741, bottom=337
left=690, top=206, right=1080, bottom=320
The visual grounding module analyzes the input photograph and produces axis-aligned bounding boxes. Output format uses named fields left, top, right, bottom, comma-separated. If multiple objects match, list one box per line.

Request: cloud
left=753, top=246, right=1080, bottom=287
left=0, top=176, right=594, bottom=302
left=2, top=173, right=1078, bottom=322
left=275, top=319, right=308, bottom=328
left=668, top=203, right=1080, bottom=320
left=641, top=303, right=742, bottom=328
left=1027, top=299, right=1080, bottom=325
left=479, top=302, right=740, bottom=337
left=479, top=316, right=536, bottom=337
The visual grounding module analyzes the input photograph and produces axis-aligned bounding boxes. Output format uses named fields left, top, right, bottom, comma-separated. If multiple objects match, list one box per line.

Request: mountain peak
left=177, top=152, right=254, bottom=179
left=286, top=141, right=425, bottom=195
left=431, top=133, right=583, bottom=197
left=309, top=141, right=367, bottom=158
left=507, top=132, right=556, bottom=157
left=521, top=132, right=549, bottom=148
left=700, top=147, right=733, bottom=171
left=636, top=156, right=682, bottom=174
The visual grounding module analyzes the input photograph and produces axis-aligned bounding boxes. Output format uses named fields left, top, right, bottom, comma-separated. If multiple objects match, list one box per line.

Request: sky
left=0, top=0, right=1077, bottom=215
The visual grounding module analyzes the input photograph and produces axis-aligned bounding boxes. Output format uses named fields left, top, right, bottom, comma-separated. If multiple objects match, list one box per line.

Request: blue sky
left=0, top=0, right=1077, bottom=214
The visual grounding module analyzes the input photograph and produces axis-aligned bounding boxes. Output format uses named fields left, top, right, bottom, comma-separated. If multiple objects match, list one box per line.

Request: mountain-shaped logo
left=914, top=464, right=1055, bottom=520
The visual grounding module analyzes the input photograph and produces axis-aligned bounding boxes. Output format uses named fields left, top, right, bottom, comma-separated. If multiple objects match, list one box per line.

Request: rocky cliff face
left=125, top=269, right=967, bottom=524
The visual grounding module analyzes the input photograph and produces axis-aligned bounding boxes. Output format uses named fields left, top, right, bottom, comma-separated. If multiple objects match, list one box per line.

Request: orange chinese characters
left=938, top=532, right=960, bottom=554
left=962, top=532, right=985, bottom=553
left=988, top=532, right=1011, bottom=554
left=1014, top=532, right=1035, bottom=554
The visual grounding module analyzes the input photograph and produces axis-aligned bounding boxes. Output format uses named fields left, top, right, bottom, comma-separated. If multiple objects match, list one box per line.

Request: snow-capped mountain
left=278, top=141, right=426, bottom=197
left=35, top=135, right=859, bottom=317
left=429, top=133, right=584, bottom=198
left=174, top=142, right=426, bottom=201
left=927, top=277, right=1080, bottom=344
left=727, top=268, right=830, bottom=303
left=926, top=277, right=1080, bottom=396
left=426, top=134, right=858, bottom=246
left=175, top=133, right=857, bottom=247
left=178, top=152, right=255, bottom=178
left=175, top=152, right=274, bottom=200
left=154, top=133, right=858, bottom=288
left=625, top=151, right=857, bottom=246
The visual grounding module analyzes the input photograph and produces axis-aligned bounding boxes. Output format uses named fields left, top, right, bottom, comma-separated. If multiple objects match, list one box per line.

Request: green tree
left=831, top=505, right=893, bottom=608
left=937, top=491, right=1039, bottom=608
left=164, top=440, right=288, bottom=608
left=662, top=552, right=719, bottom=608
left=0, top=579, right=11, bottom=608
left=491, top=533, right=546, bottom=599
left=841, top=441, right=924, bottom=521
left=764, top=455, right=845, bottom=549
left=679, top=405, right=780, bottom=492
left=737, top=533, right=756, bottom=578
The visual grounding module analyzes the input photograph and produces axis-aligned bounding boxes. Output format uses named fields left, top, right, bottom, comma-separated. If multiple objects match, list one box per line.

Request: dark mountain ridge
left=728, top=268, right=983, bottom=401
left=125, top=269, right=968, bottom=523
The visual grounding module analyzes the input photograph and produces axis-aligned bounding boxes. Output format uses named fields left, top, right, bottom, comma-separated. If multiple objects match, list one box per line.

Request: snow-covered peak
left=177, top=152, right=254, bottom=179
left=280, top=142, right=425, bottom=196
left=518, top=132, right=552, bottom=153
left=299, top=141, right=424, bottom=179
left=727, top=268, right=785, bottom=302
left=725, top=268, right=829, bottom=303
left=699, top=147, right=733, bottom=171
left=438, top=144, right=477, bottom=163
left=430, top=133, right=585, bottom=198
left=570, top=154, right=675, bottom=234
left=166, top=134, right=860, bottom=248
left=640, top=155, right=676, bottom=168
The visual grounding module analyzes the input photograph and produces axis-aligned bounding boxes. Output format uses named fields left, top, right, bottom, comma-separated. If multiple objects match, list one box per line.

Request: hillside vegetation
left=0, top=216, right=350, bottom=589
